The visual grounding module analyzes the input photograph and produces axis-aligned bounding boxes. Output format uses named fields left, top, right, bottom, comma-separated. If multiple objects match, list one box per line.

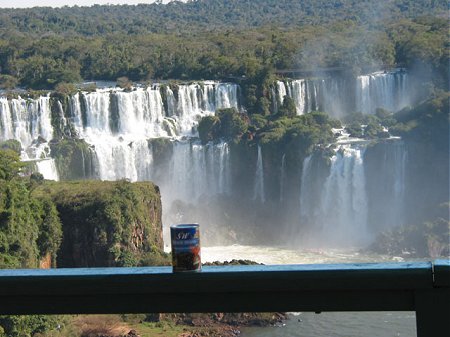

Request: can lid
left=170, top=223, right=199, bottom=229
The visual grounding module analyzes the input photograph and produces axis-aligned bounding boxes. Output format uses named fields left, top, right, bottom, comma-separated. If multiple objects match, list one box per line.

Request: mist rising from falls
left=364, top=141, right=408, bottom=231
left=299, top=145, right=370, bottom=247
left=163, top=141, right=231, bottom=205
left=253, top=145, right=265, bottom=203
left=274, top=70, right=411, bottom=117
left=64, top=82, right=239, bottom=181
left=0, top=74, right=415, bottom=247
left=356, top=71, right=410, bottom=114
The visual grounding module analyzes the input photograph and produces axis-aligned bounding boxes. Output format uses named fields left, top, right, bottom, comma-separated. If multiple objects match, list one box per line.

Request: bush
left=54, top=82, right=77, bottom=95
left=0, top=75, right=18, bottom=90
left=198, top=108, right=249, bottom=144
left=198, top=115, right=220, bottom=144
left=345, top=122, right=363, bottom=138
left=0, top=140, right=21, bottom=155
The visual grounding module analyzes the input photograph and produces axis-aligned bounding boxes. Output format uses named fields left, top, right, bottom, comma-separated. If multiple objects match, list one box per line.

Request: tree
left=0, top=150, right=23, bottom=181
left=278, top=96, right=297, bottom=117
left=198, top=115, right=220, bottom=145
left=0, top=75, right=18, bottom=90
left=216, top=108, right=248, bottom=141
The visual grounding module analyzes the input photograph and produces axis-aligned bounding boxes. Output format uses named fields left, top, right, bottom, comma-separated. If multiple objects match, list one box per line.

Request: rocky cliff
left=32, top=180, right=164, bottom=267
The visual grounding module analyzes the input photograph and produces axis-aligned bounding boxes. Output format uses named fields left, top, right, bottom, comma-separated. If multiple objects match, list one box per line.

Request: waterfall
left=0, top=97, right=13, bottom=140
left=36, top=159, right=59, bottom=181
left=273, top=70, right=411, bottom=118
left=1, top=76, right=415, bottom=246
left=162, top=141, right=231, bottom=206
left=275, top=80, right=306, bottom=115
left=299, top=145, right=369, bottom=247
left=0, top=95, right=58, bottom=179
left=289, top=80, right=307, bottom=115
left=387, top=142, right=407, bottom=227
left=253, top=145, right=265, bottom=203
left=216, top=82, right=239, bottom=111
left=63, top=82, right=240, bottom=182
left=299, top=155, right=313, bottom=221
left=279, top=153, right=286, bottom=202
left=312, top=77, right=348, bottom=118
left=364, top=140, right=408, bottom=231
left=277, top=81, right=287, bottom=106
left=0, top=96, right=53, bottom=148
left=356, top=71, right=410, bottom=114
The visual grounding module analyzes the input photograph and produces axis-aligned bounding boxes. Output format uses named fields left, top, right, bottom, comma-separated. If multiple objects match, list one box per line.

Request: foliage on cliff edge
left=32, top=180, right=167, bottom=268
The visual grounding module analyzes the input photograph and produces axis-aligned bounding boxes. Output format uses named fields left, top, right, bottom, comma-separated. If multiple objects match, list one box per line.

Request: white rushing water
left=356, top=71, right=410, bottom=114
left=162, top=141, right=231, bottom=205
left=65, top=82, right=238, bottom=181
left=274, top=70, right=411, bottom=117
left=253, top=145, right=265, bottom=203
left=299, top=145, right=370, bottom=247
left=0, top=95, right=59, bottom=180
left=275, top=80, right=307, bottom=115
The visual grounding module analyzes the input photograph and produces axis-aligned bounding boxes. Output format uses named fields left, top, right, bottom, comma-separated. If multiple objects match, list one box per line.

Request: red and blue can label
left=170, top=224, right=201, bottom=272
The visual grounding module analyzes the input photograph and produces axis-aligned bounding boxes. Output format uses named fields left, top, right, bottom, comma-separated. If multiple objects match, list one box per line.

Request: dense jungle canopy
left=0, top=0, right=447, bottom=90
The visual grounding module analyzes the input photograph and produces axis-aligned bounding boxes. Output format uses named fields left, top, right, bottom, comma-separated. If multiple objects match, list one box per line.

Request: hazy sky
left=0, top=0, right=179, bottom=8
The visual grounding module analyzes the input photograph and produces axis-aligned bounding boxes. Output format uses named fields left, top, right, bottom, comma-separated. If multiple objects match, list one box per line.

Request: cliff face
left=33, top=180, right=163, bottom=267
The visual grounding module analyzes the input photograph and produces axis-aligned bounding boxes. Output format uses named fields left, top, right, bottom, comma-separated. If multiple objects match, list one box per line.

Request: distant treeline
left=0, top=0, right=447, bottom=99
left=0, top=0, right=447, bottom=36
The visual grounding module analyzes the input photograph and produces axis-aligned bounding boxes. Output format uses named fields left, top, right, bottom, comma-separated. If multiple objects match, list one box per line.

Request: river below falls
left=201, top=245, right=418, bottom=337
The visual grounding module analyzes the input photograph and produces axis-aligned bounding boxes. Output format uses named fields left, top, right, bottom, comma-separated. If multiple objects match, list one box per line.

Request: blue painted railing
left=0, top=260, right=448, bottom=336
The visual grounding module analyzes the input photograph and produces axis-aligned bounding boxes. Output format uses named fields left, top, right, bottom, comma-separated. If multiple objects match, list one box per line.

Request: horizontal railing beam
left=0, top=261, right=445, bottom=315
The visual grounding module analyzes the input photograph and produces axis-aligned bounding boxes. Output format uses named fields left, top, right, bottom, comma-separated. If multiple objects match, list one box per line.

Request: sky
left=0, top=0, right=180, bottom=8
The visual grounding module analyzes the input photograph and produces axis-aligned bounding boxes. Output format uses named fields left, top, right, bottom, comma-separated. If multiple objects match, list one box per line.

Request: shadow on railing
left=0, top=260, right=448, bottom=337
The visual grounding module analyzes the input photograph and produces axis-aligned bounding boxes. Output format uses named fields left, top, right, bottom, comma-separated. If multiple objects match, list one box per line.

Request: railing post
left=415, top=289, right=450, bottom=337
left=416, top=260, right=450, bottom=337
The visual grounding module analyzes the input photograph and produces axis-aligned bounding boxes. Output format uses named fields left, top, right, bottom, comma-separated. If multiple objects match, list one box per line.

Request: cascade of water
left=299, top=155, right=313, bottom=221
left=274, top=70, right=410, bottom=118
left=0, top=95, right=60, bottom=179
left=379, top=141, right=408, bottom=228
left=289, top=80, right=307, bottom=115
left=0, top=96, right=53, bottom=148
left=306, top=80, right=317, bottom=113
left=276, top=80, right=307, bottom=114
left=0, top=95, right=53, bottom=152
left=116, top=88, right=167, bottom=137
left=36, top=159, right=59, bottom=181
left=315, top=77, right=347, bottom=118
left=173, top=82, right=239, bottom=135
left=176, top=84, right=202, bottom=134
left=253, top=145, right=265, bottom=203
left=78, top=89, right=112, bottom=134
left=164, top=86, right=177, bottom=117
left=276, top=81, right=287, bottom=105
left=217, top=142, right=231, bottom=196
left=321, top=145, right=368, bottom=245
left=300, top=145, right=369, bottom=247
left=0, top=97, right=14, bottom=140
left=356, top=71, right=410, bottom=114
left=392, top=143, right=407, bottom=217
left=271, top=86, right=279, bottom=113
left=216, top=82, right=239, bottom=110
left=162, top=141, right=231, bottom=206
left=279, top=153, right=286, bottom=203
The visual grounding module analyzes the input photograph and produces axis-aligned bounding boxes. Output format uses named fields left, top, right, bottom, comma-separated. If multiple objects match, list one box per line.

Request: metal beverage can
left=170, top=224, right=201, bottom=272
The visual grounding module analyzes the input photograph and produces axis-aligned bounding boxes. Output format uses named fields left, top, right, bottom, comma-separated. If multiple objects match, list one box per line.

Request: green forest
left=0, top=0, right=447, bottom=94
left=0, top=147, right=169, bottom=336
